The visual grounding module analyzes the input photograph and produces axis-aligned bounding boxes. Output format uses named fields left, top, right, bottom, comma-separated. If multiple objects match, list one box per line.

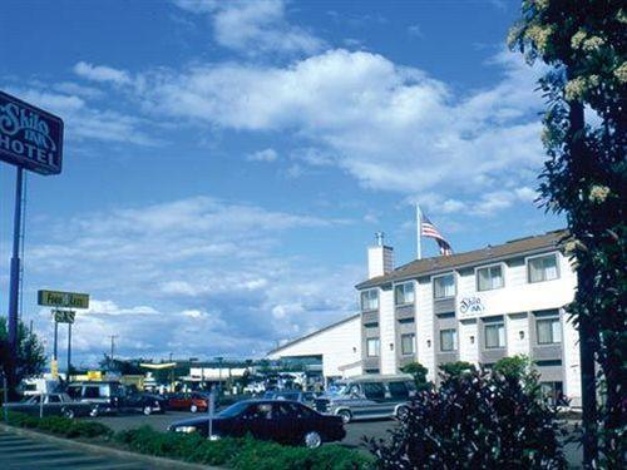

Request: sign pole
left=67, top=322, right=72, bottom=382
left=7, top=167, right=24, bottom=398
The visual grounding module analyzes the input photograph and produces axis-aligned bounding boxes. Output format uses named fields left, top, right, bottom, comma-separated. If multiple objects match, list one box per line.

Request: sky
left=0, top=0, right=564, bottom=369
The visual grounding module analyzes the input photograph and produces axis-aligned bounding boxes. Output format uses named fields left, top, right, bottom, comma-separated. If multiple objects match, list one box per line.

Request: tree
left=438, top=360, right=476, bottom=379
left=366, top=368, right=567, bottom=469
left=0, top=317, right=46, bottom=399
left=400, top=361, right=431, bottom=391
left=509, top=1, right=626, bottom=467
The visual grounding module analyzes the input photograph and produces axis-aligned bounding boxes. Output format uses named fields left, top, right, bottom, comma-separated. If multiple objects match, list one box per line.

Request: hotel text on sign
left=0, top=91, right=63, bottom=175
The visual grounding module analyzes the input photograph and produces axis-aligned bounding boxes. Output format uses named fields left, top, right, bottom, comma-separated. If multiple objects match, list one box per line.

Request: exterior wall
left=415, top=278, right=436, bottom=382
left=267, top=316, right=362, bottom=380
left=379, top=285, right=396, bottom=374
left=358, top=246, right=581, bottom=406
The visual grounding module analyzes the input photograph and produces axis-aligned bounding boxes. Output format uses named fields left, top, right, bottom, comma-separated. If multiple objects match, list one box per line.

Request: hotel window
left=440, top=329, right=457, bottom=352
left=366, top=338, right=380, bottom=357
left=361, top=289, right=379, bottom=311
left=485, top=321, right=506, bottom=349
left=434, top=274, right=455, bottom=299
left=528, top=254, right=559, bottom=283
left=401, top=333, right=416, bottom=356
left=537, top=316, right=562, bottom=345
left=395, top=282, right=415, bottom=306
left=477, top=265, right=504, bottom=291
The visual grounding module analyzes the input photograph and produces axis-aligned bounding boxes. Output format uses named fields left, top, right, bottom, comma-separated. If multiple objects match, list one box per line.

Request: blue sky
left=0, top=0, right=563, bottom=368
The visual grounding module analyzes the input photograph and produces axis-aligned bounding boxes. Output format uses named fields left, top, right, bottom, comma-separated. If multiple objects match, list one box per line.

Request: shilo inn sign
left=458, top=296, right=486, bottom=318
left=0, top=90, right=63, bottom=175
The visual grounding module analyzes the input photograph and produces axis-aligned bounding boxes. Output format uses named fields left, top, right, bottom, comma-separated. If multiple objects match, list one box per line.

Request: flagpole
left=416, top=203, right=422, bottom=260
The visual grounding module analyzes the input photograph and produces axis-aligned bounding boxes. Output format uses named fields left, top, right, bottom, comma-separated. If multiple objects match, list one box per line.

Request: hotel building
left=355, top=229, right=581, bottom=406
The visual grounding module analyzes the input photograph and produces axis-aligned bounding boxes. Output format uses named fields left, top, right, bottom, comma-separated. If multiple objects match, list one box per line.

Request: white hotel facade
left=356, top=229, right=581, bottom=406
left=268, top=230, right=582, bottom=406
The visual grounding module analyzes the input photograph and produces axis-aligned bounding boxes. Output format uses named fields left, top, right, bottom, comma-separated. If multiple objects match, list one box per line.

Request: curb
left=0, top=423, right=222, bottom=469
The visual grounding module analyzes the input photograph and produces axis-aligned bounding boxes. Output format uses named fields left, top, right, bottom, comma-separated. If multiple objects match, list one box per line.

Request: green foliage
left=400, top=362, right=431, bottom=391
left=509, top=1, right=626, bottom=466
left=492, top=355, right=545, bottom=402
left=366, top=368, right=567, bottom=469
left=6, top=411, right=113, bottom=439
left=0, top=318, right=47, bottom=393
left=114, top=426, right=373, bottom=469
left=438, top=361, right=476, bottom=379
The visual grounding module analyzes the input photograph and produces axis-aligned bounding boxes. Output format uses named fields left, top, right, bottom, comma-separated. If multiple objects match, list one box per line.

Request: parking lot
left=87, top=409, right=391, bottom=450
left=85, top=409, right=583, bottom=467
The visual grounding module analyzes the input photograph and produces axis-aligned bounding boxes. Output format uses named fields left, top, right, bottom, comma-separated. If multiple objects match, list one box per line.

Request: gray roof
left=356, top=229, right=568, bottom=289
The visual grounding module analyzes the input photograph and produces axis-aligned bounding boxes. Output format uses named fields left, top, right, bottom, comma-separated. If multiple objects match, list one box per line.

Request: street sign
left=0, top=91, right=63, bottom=175
left=38, top=290, right=89, bottom=309
left=53, top=309, right=76, bottom=324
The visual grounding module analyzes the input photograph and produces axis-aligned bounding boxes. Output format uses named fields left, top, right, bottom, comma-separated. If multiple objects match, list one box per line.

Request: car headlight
left=174, top=426, right=197, bottom=433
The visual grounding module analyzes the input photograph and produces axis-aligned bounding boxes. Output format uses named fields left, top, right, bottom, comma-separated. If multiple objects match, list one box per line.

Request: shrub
left=365, top=368, right=567, bottom=469
left=438, top=360, right=476, bottom=379
left=114, top=426, right=373, bottom=469
left=400, top=362, right=432, bottom=392
left=5, top=411, right=113, bottom=439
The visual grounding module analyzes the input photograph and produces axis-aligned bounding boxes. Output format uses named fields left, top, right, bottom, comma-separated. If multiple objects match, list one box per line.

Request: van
left=314, top=374, right=415, bottom=423
left=66, top=381, right=125, bottom=416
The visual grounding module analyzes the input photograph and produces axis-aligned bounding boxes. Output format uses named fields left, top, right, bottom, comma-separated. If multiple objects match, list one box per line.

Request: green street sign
left=38, top=290, right=89, bottom=309
left=53, top=309, right=76, bottom=324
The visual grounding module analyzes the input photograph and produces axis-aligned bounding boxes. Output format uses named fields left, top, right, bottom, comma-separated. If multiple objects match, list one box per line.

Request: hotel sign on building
left=0, top=91, right=63, bottom=175
left=458, top=296, right=485, bottom=318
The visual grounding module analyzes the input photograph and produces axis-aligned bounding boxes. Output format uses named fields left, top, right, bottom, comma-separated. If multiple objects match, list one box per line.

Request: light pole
left=108, top=335, right=118, bottom=372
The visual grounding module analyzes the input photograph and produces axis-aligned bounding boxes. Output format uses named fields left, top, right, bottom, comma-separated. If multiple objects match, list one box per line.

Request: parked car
left=314, top=374, right=416, bottom=423
left=122, top=392, right=167, bottom=415
left=66, top=381, right=125, bottom=416
left=168, top=399, right=345, bottom=449
left=167, top=392, right=211, bottom=413
left=264, top=390, right=317, bottom=407
left=66, top=381, right=166, bottom=416
left=2, top=393, right=94, bottom=419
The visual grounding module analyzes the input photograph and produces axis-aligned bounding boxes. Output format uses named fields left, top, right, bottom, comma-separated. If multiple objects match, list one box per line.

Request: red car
left=167, top=392, right=210, bottom=413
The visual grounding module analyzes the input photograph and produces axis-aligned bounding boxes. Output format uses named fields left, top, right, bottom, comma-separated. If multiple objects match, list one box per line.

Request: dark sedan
left=168, top=399, right=345, bottom=448
left=121, top=392, right=167, bottom=415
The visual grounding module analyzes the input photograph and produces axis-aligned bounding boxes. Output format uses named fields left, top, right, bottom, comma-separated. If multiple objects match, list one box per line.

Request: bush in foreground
left=5, top=411, right=112, bottom=439
left=115, top=426, right=374, bottom=469
left=5, top=412, right=373, bottom=469
left=365, top=368, right=567, bottom=469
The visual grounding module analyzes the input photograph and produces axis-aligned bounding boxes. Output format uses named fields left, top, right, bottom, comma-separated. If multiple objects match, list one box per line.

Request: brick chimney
left=367, top=232, right=394, bottom=279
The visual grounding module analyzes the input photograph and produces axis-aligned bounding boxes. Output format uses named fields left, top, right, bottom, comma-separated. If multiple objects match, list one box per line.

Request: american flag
left=421, top=213, right=453, bottom=256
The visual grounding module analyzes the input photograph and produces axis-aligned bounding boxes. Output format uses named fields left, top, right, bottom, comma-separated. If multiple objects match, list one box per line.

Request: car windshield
left=217, top=401, right=251, bottom=418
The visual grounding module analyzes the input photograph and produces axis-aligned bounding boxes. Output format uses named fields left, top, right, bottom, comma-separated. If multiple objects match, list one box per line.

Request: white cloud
left=247, top=148, right=278, bottom=162
left=73, top=62, right=132, bottom=86
left=174, top=0, right=325, bottom=56
left=137, top=48, right=544, bottom=208
left=8, top=87, right=158, bottom=146
left=26, top=196, right=358, bottom=363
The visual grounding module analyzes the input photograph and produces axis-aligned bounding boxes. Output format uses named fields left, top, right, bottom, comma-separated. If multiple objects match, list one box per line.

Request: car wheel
left=143, top=405, right=152, bottom=416
left=190, top=404, right=198, bottom=413
left=396, top=405, right=409, bottom=421
left=303, top=431, right=322, bottom=449
left=337, top=409, right=352, bottom=424
left=62, top=408, right=75, bottom=419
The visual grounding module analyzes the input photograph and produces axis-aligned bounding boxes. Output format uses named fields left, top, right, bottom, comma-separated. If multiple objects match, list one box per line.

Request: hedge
left=5, top=413, right=374, bottom=469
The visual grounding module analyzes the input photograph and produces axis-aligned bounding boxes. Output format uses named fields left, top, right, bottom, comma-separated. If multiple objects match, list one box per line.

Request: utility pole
left=108, top=335, right=118, bottom=372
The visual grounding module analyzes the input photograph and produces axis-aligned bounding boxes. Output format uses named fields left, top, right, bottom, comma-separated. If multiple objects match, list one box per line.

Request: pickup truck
left=2, top=392, right=95, bottom=419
